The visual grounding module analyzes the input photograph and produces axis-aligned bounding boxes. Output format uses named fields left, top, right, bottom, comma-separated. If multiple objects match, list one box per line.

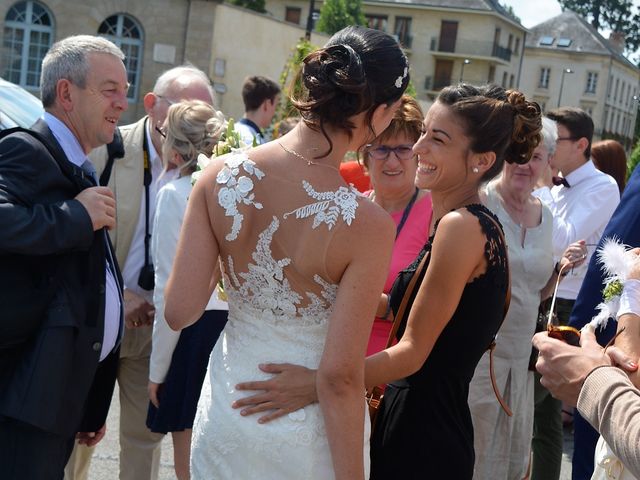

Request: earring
left=472, top=167, right=479, bottom=173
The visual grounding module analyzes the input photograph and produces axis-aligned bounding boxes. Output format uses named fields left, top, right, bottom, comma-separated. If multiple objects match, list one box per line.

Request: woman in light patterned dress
left=163, top=26, right=410, bottom=480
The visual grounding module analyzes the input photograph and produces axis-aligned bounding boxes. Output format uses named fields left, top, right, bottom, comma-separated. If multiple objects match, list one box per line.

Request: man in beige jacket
left=65, top=65, right=215, bottom=480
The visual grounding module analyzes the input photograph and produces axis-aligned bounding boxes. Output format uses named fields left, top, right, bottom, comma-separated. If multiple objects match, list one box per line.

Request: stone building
left=264, top=0, right=527, bottom=102
left=0, top=0, right=328, bottom=122
left=1, top=0, right=528, bottom=123
left=519, top=10, right=640, bottom=148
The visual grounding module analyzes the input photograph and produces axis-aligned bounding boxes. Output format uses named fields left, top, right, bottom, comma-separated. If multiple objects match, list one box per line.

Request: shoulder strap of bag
left=384, top=248, right=430, bottom=349
left=99, top=126, right=124, bottom=186
left=478, top=208, right=513, bottom=417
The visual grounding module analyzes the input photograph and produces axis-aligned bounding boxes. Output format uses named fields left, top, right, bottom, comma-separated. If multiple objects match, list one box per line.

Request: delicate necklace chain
left=278, top=142, right=339, bottom=171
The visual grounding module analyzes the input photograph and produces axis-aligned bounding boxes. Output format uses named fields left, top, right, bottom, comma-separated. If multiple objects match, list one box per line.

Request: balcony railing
left=430, top=37, right=512, bottom=62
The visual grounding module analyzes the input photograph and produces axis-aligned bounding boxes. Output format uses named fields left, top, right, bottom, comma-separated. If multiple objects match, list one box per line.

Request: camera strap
left=141, top=118, right=153, bottom=275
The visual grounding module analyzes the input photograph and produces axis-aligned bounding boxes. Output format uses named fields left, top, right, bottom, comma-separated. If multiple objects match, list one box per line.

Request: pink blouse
left=366, top=191, right=433, bottom=356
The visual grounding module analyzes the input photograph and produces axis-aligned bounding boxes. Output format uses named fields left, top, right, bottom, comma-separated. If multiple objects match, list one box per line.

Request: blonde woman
left=146, top=100, right=227, bottom=480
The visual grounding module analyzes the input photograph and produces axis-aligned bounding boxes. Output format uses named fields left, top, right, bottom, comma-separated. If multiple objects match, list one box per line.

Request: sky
left=502, top=0, right=640, bottom=28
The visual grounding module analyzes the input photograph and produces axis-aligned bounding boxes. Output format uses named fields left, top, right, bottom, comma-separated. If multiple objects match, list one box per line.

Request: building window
left=98, top=14, right=143, bottom=102
left=539, top=36, right=554, bottom=46
left=488, top=65, right=496, bottom=83
left=585, top=72, right=598, bottom=94
left=514, top=37, right=520, bottom=55
left=508, top=33, right=513, bottom=52
left=366, top=15, right=387, bottom=31
left=539, top=67, right=550, bottom=89
left=285, top=7, right=301, bottom=24
left=502, top=71, right=508, bottom=88
left=394, top=16, right=412, bottom=48
left=2, top=1, right=54, bottom=88
left=509, top=74, right=514, bottom=88
left=614, top=78, right=619, bottom=102
left=557, top=38, right=572, bottom=47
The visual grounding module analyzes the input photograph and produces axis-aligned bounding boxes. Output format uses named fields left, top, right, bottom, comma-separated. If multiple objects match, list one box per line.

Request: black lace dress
left=370, top=204, right=509, bottom=480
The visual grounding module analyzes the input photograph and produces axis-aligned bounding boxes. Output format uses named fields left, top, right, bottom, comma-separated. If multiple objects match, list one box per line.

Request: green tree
left=316, top=0, right=352, bottom=35
left=558, top=0, right=640, bottom=52
left=275, top=38, right=317, bottom=123
left=229, top=0, right=266, bottom=14
left=629, top=140, right=640, bottom=179
left=344, top=0, right=366, bottom=26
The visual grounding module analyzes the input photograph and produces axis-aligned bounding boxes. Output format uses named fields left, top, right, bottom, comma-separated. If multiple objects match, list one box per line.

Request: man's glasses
left=366, top=144, right=415, bottom=161
left=156, top=94, right=177, bottom=106
left=155, top=126, right=167, bottom=139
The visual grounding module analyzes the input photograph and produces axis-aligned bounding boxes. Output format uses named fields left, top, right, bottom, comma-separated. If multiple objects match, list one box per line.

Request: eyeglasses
left=366, top=144, right=415, bottom=161
left=156, top=95, right=176, bottom=106
left=155, top=126, right=167, bottom=139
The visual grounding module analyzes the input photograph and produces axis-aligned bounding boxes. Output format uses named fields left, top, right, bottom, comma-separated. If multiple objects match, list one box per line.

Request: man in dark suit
left=568, top=163, right=640, bottom=480
left=0, top=35, right=128, bottom=479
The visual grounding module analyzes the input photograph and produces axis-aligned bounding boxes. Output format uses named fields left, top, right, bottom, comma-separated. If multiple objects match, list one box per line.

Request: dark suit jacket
left=568, top=165, right=640, bottom=480
left=569, top=165, right=640, bottom=332
left=0, top=119, right=123, bottom=437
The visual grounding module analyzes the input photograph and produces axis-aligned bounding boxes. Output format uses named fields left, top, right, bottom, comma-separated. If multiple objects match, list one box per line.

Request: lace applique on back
left=283, top=181, right=360, bottom=230
left=224, top=216, right=339, bottom=325
left=216, top=153, right=265, bottom=241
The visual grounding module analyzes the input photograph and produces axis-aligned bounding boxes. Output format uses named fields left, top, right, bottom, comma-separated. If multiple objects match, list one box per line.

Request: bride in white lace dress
left=163, top=26, right=410, bottom=479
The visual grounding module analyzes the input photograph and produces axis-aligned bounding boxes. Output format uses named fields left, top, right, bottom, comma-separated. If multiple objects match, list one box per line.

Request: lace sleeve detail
left=467, top=204, right=509, bottom=293
left=216, top=153, right=265, bottom=241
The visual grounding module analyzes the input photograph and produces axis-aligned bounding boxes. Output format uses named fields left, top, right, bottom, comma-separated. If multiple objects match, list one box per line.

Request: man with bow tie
left=530, top=107, right=620, bottom=480
left=0, top=35, right=127, bottom=479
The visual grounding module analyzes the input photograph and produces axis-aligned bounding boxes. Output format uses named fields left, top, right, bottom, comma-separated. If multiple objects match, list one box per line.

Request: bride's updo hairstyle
left=292, top=25, right=410, bottom=157
left=437, top=84, right=542, bottom=182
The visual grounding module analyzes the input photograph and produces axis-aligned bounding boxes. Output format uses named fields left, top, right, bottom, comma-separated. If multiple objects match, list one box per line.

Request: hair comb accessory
left=395, top=57, right=409, bottom=89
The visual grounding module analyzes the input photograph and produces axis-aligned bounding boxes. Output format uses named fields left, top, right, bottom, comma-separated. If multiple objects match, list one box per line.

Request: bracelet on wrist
left=554, top=262, right=569, bottom=277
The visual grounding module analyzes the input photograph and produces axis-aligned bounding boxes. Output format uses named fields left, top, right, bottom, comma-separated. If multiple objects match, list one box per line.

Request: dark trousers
left=531, top=297, right=575, bottom=480
left=0, top=416, right=76, bottom=480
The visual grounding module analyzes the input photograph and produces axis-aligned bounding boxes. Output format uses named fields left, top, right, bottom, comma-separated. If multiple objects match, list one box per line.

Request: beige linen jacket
left=578, top=366, right=640, bottom=478
left=90, top=117, right=146, bottom=268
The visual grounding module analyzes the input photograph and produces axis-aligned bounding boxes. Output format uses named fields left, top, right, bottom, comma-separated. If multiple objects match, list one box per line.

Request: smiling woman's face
left=413, top=101, right=472, bottom=192
left=502, top=143, right=550, bottom=194
left=365, top=131, right=417, bottom=200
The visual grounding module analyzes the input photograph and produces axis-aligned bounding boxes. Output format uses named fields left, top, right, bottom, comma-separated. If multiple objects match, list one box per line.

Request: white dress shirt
left=44, top=112, right=121, bottom=361
left=534, top=160, right=619, bottom=299
left=120, top=124, right=178, bottom=304
left=149, top=175, right=227, bottom=383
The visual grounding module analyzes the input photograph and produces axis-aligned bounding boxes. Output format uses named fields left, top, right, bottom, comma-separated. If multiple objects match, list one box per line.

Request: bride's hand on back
left=233, top=363, right=318, bottom=423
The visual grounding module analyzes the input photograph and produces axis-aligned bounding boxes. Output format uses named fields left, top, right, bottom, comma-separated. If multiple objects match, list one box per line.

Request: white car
left=0, top=77, right=44, bottom=130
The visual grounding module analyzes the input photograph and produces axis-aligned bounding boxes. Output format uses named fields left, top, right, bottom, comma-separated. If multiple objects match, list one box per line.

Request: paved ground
left=87, top=386, right=574, bottom=479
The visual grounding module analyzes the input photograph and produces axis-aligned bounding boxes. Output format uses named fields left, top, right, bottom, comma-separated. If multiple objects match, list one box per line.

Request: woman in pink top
left=364, top=95, right=432, bottom=355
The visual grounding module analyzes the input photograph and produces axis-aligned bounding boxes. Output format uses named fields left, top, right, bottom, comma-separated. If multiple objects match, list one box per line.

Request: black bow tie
left=552, top=176, right=570, bottom=188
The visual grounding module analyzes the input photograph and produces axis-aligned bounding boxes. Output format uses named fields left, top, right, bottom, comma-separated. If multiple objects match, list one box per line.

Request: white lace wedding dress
left=190, top=153, right=371, bottom=479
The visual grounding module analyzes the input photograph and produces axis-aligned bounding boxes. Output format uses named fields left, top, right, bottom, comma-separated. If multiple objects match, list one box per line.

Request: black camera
left=137, top=263, right=155, bottom=291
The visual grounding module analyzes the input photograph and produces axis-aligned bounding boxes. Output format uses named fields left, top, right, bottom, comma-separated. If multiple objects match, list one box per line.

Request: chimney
left=609, top=31, right=625, bottom=54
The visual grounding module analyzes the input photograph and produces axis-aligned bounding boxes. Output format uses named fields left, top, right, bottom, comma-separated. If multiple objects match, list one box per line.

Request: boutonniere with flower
left=191, top=118, right=251, bottom=301
left=591, top=237, right=638, bottom=329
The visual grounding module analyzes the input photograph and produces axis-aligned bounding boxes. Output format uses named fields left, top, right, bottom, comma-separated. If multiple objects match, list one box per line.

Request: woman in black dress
left=231, top=84, right=542, bottom=478
left=362, top=84, right=540, bottom=478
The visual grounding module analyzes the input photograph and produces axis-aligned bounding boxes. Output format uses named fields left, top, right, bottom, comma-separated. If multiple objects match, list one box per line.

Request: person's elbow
left=164, top=300, right=191, bottom=331
left=316, top=365, right=362, bottom=400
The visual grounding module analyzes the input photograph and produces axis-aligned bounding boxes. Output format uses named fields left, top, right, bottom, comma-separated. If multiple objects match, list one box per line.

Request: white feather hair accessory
left=590, top=237, right=639, bottom=329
